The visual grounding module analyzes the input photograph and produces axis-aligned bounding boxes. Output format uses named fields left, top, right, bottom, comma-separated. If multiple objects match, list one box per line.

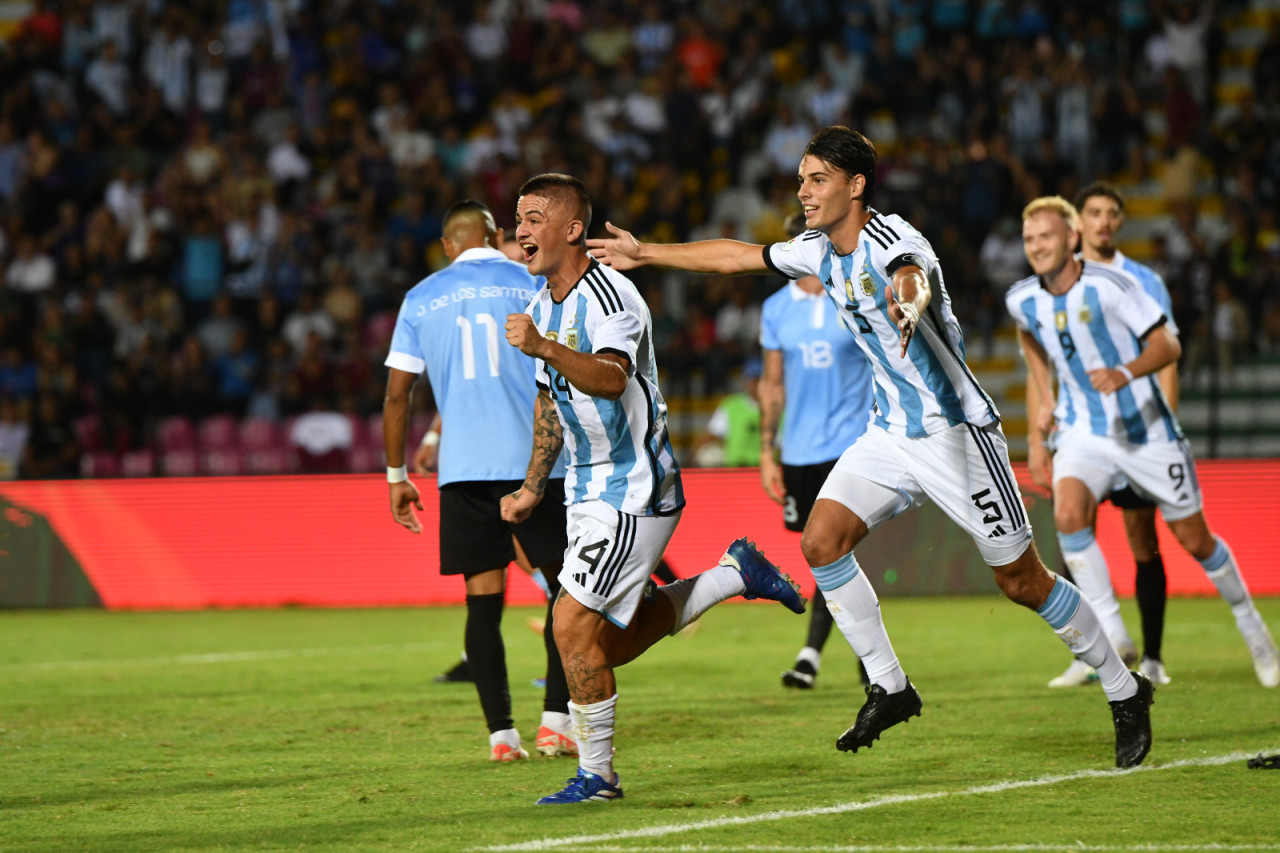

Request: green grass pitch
left=2, top=596, right=1277, bottom=851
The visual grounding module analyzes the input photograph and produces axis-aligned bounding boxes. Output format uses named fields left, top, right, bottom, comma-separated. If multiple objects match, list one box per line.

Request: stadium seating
left=121, top=449, right=156, bottom=477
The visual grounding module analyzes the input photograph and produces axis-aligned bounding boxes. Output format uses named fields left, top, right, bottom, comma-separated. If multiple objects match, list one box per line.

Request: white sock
left=1200, top=538, right=1264, bottom=632
left=795, top=646, right=821, bottom=672
left=540, top=711, right=571, bottom=733
left=1058, top=529, right=1132, bottom=648
left=489, top=728, right=521, bottom=749
left=811, top=552, right=906, bottom=693
left=1038, top=576, right=1135, bottom=701
left=659, top=565, right=744, bottom=635
left=568, top=694, right=618, bottom=782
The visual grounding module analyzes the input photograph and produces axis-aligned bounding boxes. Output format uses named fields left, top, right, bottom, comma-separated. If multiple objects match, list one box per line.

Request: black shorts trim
left=438, top=479, right=567, bottom=575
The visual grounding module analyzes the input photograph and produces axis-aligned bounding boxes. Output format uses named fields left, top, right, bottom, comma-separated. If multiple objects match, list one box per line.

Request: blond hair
left=1022, top=196, right=1079, bottom=231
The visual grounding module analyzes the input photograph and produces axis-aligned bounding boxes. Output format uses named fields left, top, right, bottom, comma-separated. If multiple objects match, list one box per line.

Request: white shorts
left=816, top=422, right=1033, bottom=567
left=558, top=500, right=681, bottom=629
left=1052, top=432, right=1202, bottom=522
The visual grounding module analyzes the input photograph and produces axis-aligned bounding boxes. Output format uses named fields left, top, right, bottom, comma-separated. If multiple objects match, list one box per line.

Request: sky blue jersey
left=527, top=259, right=683, bottom=517
left=385, top=247, right=565, bottom=486
left=764, top=211, right=1000, bottom=437
left=760, top=281, right=873, bottom=465
left=1005, top=261, right=1182, bottom=444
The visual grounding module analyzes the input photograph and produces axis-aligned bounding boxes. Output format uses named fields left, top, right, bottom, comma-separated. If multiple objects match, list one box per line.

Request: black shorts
left=1108, top=484, right=1157, bottom=510
left=438, top=479, right=568, bottom=576
left=781, top=459, right=839, bottom=532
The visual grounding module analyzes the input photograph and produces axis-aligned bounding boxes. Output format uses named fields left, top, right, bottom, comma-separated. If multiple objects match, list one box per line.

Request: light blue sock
left=529, top=569, right=550, bottom=599
left=1038, top=576, right=1134, bottom=700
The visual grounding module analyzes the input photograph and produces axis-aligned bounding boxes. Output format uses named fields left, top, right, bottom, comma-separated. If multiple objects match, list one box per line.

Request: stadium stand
left=0, top=0, right=1276, bottom=479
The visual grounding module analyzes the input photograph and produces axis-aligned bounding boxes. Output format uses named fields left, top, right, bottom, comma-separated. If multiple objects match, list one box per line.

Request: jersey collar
left=788, top=281, right=824, bottom=301
left=453, top=247, right=507, bottom=263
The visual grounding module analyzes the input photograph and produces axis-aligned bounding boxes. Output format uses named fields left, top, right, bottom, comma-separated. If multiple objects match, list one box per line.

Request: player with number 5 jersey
left=587, top=126, right=1155, bottom=769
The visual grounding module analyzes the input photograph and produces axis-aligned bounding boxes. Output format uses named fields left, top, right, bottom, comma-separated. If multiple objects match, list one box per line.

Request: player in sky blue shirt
left=383, top=200, right=574, bottom=763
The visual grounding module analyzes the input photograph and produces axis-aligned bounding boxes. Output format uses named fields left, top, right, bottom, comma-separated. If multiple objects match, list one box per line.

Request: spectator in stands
left=22, top=394, right=79, bottom=479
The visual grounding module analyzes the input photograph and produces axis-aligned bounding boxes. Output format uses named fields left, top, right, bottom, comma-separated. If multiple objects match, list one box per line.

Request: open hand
left=585, top=222, right=643, bottom=270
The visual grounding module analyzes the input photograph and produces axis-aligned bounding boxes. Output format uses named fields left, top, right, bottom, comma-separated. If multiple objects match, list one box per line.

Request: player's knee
left=1169, top=516, right=1215, bottom=560
left=1052, top=503, right=1091, bottom=534
left=800, top=526, right=844, bottom=569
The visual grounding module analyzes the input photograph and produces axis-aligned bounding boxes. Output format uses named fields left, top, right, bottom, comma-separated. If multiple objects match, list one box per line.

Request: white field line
left=1, top=642, right=439, bottom=671
left=481, top=751, right=1275, bottom=852
left=506, top=847, right=1280, bottom=852
left=514, top=840, right=1280, bottom=845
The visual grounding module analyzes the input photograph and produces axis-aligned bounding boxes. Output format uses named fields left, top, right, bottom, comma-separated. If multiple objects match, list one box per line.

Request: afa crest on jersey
left=860, top=271, right=874, bottom=296
left=1078, top=305, right=1092, bottom=324
left=565, top=329, right=579, bottom=350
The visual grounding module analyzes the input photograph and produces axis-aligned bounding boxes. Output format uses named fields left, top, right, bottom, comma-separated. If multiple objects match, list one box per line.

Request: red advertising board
left=1, top=461, right=1277, bottom=609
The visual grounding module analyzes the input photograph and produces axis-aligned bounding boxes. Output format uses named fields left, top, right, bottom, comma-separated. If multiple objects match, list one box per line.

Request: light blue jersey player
left=760, top=280, right=872, bottom=469
left=383, top=200, right=575, bottom=766
left=1014, top=195, right=1278, bottom=691
left=589, top=127, right=1154, bottom=768
left=501, top=174, right=805, bottom=805
left=386, top=247, right=563, bottom=486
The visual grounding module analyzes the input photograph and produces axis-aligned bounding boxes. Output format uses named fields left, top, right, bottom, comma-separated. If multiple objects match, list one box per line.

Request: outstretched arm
left=500, top=390, right=564, bottom=524
left=586, top=222, right=770, bottom=275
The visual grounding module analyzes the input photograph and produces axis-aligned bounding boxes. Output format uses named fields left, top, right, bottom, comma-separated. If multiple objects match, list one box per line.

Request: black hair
left=443, top=199, right=493, bottom=229
left=517, top=173, right=592, bottom=243
left=1074, top=181, right=1125, bottom=212
left=803, top=126, right=877, bottom=202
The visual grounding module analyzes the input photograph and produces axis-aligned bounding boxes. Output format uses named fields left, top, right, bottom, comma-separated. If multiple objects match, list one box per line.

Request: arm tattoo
left=523, top=390, right=564, bottom=496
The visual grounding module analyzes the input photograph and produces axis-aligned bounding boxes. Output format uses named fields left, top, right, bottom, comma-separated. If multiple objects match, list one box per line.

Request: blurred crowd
left=1, top=0, right=1279, bottom=479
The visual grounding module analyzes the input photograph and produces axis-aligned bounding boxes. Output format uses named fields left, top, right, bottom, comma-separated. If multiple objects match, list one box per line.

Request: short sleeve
left=763, top=231, right=826, bottom=281
left=590, top=308, right=643, bottom=371
left=759, top=292, right=782, bottom=350
left=1115, top=284, right=1168, bottom=341
left=384, top=298, right=425, bottom=374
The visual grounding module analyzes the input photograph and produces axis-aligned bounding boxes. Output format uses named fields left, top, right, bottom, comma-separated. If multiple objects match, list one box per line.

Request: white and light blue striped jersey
left=385, top=247, right=565, bottom=486
left=1005, top=260, right=1182, bottom=444
left=527, top=258, right=684, bottom=517
left=763, top=211, right=999, bottom=437
left=1111, top=250, right=1179, bottom=336
left=760, top=281, right=873, bottom=464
